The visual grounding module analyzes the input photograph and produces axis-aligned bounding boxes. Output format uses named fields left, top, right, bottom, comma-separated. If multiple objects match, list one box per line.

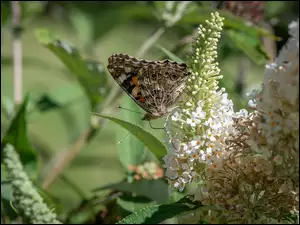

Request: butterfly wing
left=107, top=53, right=155, bottom=113
left=137, top=59, right=190, bottom=117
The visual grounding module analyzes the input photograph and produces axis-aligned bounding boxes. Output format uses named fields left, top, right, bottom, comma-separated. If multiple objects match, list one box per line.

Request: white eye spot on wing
left=117, top=73, right=127, bottom=83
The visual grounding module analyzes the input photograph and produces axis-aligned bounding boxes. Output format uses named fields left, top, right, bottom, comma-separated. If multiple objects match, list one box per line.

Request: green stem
left=136, top=27, right=166, bottom=58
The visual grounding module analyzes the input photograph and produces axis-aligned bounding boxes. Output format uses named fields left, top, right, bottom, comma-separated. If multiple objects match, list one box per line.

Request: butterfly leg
left=162, top=124, right=179, bottom=151
left=148, top=120, right=179, bottom=151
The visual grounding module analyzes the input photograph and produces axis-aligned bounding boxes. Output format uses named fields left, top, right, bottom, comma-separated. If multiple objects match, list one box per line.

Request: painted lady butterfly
left=107, top=53, right=190, bottom=120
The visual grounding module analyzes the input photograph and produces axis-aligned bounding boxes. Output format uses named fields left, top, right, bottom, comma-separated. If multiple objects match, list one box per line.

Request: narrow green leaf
left=35, top=29, right=110, bottom=109
left=92, top=179, right=169, bottom=204
left=91, top=113, right=167, bottom=160
left=1, top=95, right=37, bottom=176
left=1, top=198, right=18, bottom=220
left=10, top=201, right=19, bottom=214
left=117, top=195, right=156, bottom=213
left=220, top=10, right=278, bottom=40
left=156, top=45, right=185, bottom=63
left=116, top=96, right=147, bottom=171
left=226, top=30, right=269, bottom=65
left=116, top=197, right=200, bottom=224
left=178, top=6, right=278, bottom=39
left=116, top=204, right=179, bottom=224
left=117, top=195, right=217, bottom=224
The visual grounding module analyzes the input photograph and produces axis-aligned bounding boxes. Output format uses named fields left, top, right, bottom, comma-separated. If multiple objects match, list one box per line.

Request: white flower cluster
left=255, top=19, right=299, bottom=146
left=163, top=12, right=247, bottom=191
left=164, top=89, right=247, bottom=191
left=243, top=19, right=299, bottom=181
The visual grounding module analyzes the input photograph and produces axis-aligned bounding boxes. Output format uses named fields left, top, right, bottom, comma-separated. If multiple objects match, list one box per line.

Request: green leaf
left=1, top=95, right=37, bottom=177
left=116, top=196, right=201, bottom=224
left=178, top=6, right=277, bottom=39
left=35, top=28, right=110, bottom=109
left=156, top=45, right=185, bottom=63
left=116, top=96, right=147, bottom=171
left=92, top=179, right=169, bottom=204
left=91, top=113, right=167, bottom=160
left=220, top=11, right=277, bottom=39
left=226, top=30, right=269, bottom=65
left=117, top=194, right=156, bottom=213
left=170, top=191, right=186, bottom=203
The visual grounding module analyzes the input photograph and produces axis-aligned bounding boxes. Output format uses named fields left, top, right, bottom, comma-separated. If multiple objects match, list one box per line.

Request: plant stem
left=136, top=27, right=166, bottom=58
left=12, top=1, right=23, bottom=105
left=42, top=128, right=92, bottom=189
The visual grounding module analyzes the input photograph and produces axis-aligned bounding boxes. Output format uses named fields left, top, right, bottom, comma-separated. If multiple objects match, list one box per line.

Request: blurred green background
left=1, top=1, right=299, bottom=223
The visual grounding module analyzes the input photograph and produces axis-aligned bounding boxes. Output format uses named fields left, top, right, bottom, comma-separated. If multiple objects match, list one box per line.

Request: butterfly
left=107, top=53, right=190, bottom=121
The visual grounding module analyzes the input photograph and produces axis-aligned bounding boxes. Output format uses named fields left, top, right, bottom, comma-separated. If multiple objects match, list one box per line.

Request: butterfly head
left=142, top=104, right=174, bottom=121
left=142, top=112, right=165, bottom=121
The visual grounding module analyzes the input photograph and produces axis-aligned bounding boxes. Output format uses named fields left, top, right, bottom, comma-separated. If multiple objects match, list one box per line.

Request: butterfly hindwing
left=137, top=60, right=189, bottom=116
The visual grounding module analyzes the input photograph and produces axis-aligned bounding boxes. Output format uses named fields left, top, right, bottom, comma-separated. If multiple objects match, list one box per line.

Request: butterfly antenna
left=117, top=106, right=143, bottom=115
left=118, top=132, right=130, bottom=144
